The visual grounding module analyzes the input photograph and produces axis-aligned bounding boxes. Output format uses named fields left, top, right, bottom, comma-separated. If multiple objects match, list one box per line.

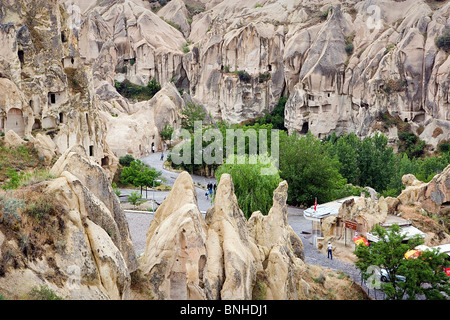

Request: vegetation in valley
left=166, top=96, right=450, bottom=218
left=114, top=78, right=161, bottom=101
left=355, top=224, right=450, bottom=300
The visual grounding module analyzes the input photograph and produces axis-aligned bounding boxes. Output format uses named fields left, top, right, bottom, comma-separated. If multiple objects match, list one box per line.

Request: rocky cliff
left=0, top=145, right=136, bottom=299
left=0, top=0, right=118, bottom=177
left=57, top=0, right=450, bottom=156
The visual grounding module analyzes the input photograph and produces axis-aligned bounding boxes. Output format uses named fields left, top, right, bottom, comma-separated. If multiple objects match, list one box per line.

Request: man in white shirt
left=327, top=242, right=333, bottom=260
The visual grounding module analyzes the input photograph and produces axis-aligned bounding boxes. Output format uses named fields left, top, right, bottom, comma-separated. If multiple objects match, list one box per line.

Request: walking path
left=123, top=151, right=383, bottom=299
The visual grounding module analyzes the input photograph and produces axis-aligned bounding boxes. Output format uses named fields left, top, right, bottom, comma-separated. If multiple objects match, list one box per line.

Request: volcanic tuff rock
left=0, top=145, right=136, bottom=300
left=0, top=0, right=118, bottom=177
left=398, top=164, right=450, bottom=215
left=138, top=171, right=365, bottom=300
left=62, top=0, right=450, bottom=155
left=99, top=81, right=185, bottom=157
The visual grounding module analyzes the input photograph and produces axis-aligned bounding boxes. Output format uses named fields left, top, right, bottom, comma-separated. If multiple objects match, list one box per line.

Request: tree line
left=165, top=98, right=450, bottom=218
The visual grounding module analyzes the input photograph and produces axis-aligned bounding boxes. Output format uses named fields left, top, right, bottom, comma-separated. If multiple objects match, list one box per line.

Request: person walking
left=206, top=182, right=211, bottom=200
left=160, top=152, right=164, bottom=161
left=327, top=242, right=333, bottom=260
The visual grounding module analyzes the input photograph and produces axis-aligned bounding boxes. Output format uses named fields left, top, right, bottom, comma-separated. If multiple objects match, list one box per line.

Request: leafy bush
left=253, top=96, right=287, bottom=131
left=1, top=168, right=23, bottom=191
left=436, top=29, right=450, bottom=52
left=236, top=70, right=251, bottom=83
left=28, top=285, right=63, bottom=300
left=114, top=78, right=161, bottom=101
left=397, top=131, right=425, bottom=159
left=181, top=102, right=207, bottom=133
left=160, top=123, right=174, bottom=141
left=345, top=43, right=354, bottom=55
left=119, top=154, right=135, bottom=167
left=23, top=197, right=56, bottom=223
left=0, top=195, right=24, bottom=231
left=181, top=43, right=190, bottom=53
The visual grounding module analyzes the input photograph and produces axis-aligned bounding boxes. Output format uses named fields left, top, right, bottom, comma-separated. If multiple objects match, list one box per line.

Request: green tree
left=215, top=156, right=282, bottom=219
left=357, top=132, right=396, bottom=192
left=279, top=131, right=346, bottom=206
left=355, top=224, right=450, bottom=300
left=160, top=123, right=174, bottom=142
left=255, top=96, right=287, bottom=131
left=120, top=160, right=162, bottom=195
left=327, top=132, right=361, bottom=186
left=181, top=102, right=207, bottom=133
left=127, top=191, right=147, bottom=209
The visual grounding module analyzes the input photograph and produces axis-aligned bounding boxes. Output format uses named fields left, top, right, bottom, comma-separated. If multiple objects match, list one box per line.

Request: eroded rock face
left=99, top=82, right=185, bottom=158
left=204, top=173, right=261, bottom=300
left=247, top=180, right=306, bottom=300
left=0, top=145, right=136, bottom=300
left=138, top=171, right=209, bottom=300
left=398, top=164, right=450, bottom=215
left=0, top=0, right=118, bottom=178
left=139, top=172, right=364, bottom=300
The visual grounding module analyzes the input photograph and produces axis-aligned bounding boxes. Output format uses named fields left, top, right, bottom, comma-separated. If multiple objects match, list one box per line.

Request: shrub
left=436, top=29, right=450, bottom=52
left=28, top=285, right=63, bottom=300
left=0, top=195, right=24, bottom=231
left=160, top=124, right=174, bottom=141
left=23, top=197, right=56, bottom=223
left=237, top=70, right=251, bottom=83
left=128, top=191, right=146, bottom=208
left=258, top=72, right=271, bottom=83
left=119, top=154, right=135, bottom=167
left=181, top=43, right=190, bottom=53
left=345, top=43, right=354, bottom=55
left=114, top=78, right=161, bottom=101
left=1, top=168, right=23, bottom=191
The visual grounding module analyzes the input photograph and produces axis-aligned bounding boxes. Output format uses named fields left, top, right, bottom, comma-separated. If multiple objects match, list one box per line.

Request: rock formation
left=0, top=145, right=137, bottom=299
left=0, top=0, right=118, bottom=177
left=138, top=171, right=367, bottom=300
left=52, top=0, right=449, bottom=157
left=398, top=164, right=450, bottom=215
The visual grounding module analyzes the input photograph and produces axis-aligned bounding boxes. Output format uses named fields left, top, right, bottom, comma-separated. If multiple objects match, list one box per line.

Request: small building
left=415, top=243, right=450, bottom=257
left=366, top=215, right=426, bottom=243
left=303, top=196, right=361, bottom=247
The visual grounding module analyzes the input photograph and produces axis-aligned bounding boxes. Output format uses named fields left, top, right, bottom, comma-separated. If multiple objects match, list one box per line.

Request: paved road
left=124, top=151, right=383, bottom=299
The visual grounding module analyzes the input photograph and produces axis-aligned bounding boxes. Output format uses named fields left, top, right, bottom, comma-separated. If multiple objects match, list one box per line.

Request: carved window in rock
left=49, top=93, right=56, bottom=104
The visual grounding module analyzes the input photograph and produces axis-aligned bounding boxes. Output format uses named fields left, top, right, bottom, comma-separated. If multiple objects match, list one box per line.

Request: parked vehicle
left=380, top=268, right=406, bottom=283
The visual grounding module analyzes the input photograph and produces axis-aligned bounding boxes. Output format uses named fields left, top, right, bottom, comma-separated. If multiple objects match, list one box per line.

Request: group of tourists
left=205, top=182, right=216, bottom=199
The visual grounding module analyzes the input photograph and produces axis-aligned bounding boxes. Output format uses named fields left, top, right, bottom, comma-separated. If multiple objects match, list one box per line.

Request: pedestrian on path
left=327, top=241, right=333, bottom=260
left=160, top=152, right=164, bottom=161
